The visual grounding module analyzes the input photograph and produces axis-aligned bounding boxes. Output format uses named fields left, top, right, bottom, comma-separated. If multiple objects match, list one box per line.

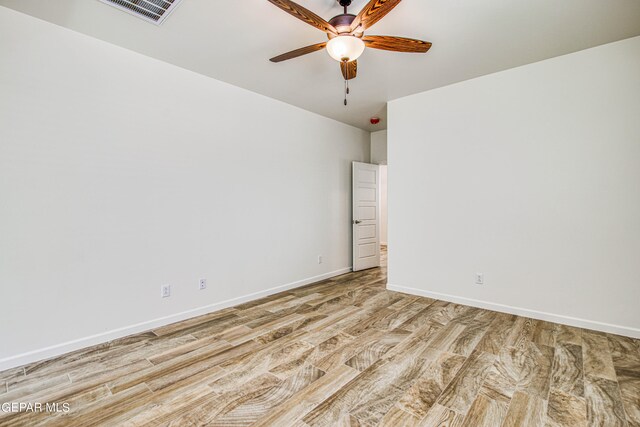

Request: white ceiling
left=2, top=0, right=640, bottom=131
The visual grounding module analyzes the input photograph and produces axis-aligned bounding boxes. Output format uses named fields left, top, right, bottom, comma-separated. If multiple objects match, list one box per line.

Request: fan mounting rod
left=338, top=0, right=352, bottom=14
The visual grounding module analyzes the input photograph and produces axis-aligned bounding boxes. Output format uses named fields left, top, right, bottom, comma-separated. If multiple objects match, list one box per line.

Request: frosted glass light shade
left=326, top=36, right=365, bottom=62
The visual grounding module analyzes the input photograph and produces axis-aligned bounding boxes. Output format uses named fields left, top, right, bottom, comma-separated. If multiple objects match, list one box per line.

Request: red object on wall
left=370, top=117, right=381, bottom=125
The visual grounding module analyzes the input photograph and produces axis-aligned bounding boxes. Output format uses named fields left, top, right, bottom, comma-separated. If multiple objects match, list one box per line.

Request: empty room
left=0, top=0, right=639, bottom=426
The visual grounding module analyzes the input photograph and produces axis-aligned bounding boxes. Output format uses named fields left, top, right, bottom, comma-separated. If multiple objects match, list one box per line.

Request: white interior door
left=352, top=162, right=380, bottom=271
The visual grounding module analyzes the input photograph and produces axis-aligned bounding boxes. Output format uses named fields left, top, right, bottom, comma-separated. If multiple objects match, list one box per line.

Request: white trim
left=0, top=267, right=352, bottom=372
left=387, top=283, right=640, bottom=339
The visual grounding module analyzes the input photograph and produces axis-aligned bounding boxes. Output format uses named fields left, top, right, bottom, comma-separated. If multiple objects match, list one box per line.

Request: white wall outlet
left=318, top=255, right=323, bottom=264
left=161, top=284, right=171, bottom=298
left=199, top=278, right=207, bottom=290
left=475, top=273, right=484, bottom=285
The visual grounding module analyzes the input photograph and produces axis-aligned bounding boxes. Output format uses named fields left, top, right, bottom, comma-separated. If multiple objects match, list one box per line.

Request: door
left=352, top=162, right=381, bottom=271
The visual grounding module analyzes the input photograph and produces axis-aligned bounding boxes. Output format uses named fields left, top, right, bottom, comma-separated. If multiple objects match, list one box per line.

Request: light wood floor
left=1, top=249, right=639, bottom=426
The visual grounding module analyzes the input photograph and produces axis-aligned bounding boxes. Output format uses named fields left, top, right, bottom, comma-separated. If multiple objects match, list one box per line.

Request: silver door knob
left=353, top=220, right=362, bottom=224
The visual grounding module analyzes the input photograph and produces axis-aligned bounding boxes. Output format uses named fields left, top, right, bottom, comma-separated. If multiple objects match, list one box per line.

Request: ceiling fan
left=268, top=0, right=432, bottom=104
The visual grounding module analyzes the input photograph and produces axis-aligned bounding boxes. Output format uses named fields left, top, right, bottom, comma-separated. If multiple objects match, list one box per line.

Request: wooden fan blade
left=340, top=60, right=357, bottom=80
left=362, top=35, right=432, bottom=53
left=270, top=42, right=327, bottom=62
left=350, top=0, right=402, bottom=32
left=267, top=0, right=337, bottom=35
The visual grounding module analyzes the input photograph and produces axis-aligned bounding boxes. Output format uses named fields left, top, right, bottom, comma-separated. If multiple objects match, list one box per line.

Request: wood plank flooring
left=1, top=249, right=639, bottom=426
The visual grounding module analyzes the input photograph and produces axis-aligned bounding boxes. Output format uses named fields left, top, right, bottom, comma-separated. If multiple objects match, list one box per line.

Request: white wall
left=371, top=130, right=387, bottom=165
left=0, top=7, right=370, bottom=369
left=388, top=36, right=640, bottom=337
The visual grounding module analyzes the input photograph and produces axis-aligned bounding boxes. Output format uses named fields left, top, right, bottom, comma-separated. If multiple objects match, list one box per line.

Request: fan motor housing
left=328, top=14, right=362, bottom=38
left=329, top=14, right=356, bottom=29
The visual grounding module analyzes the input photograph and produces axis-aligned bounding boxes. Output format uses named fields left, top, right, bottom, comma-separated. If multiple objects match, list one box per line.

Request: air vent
left=99, top=0, right=184, bottom=25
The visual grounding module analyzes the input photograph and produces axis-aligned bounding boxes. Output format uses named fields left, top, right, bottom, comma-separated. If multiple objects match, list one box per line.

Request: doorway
left=379, top=164, right=388, bottom=273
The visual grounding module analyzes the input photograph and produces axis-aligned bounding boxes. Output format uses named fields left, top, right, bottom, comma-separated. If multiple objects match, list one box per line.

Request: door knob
left=353, top=220, right=362, bottom=224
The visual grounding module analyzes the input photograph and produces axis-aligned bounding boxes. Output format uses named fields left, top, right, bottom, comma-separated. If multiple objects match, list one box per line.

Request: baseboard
left=0, top=267, right=352, bottom=372
left=387, top=283, right=640, bottom=339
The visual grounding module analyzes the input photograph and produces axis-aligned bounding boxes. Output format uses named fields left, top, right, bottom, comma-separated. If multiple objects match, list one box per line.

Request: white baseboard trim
left=0, top=267, right=352, bottom=372
left=387, top=283, right=640, bottom=339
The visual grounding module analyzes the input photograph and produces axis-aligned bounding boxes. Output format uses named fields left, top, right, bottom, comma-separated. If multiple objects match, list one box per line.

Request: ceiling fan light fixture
left=326, top=35, right=365, bottom=62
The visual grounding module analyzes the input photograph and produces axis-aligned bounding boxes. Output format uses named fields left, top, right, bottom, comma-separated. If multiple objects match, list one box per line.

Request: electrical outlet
left=318, top=255, right=323, bottom=264
left=161, top=284, right=171, bottom=298
left=199, top=278, right=207, bottom=290
left=475, top=273, right=484, bottom=285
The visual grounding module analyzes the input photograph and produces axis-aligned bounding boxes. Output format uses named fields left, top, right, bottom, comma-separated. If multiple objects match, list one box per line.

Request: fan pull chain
left=344, top=79, right=350, bottom=106
left=344, top=79, right=347, bottom=106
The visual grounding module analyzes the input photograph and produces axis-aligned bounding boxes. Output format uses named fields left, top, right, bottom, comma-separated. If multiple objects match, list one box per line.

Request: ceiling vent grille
left=99, top=0, right=183, bottom=25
